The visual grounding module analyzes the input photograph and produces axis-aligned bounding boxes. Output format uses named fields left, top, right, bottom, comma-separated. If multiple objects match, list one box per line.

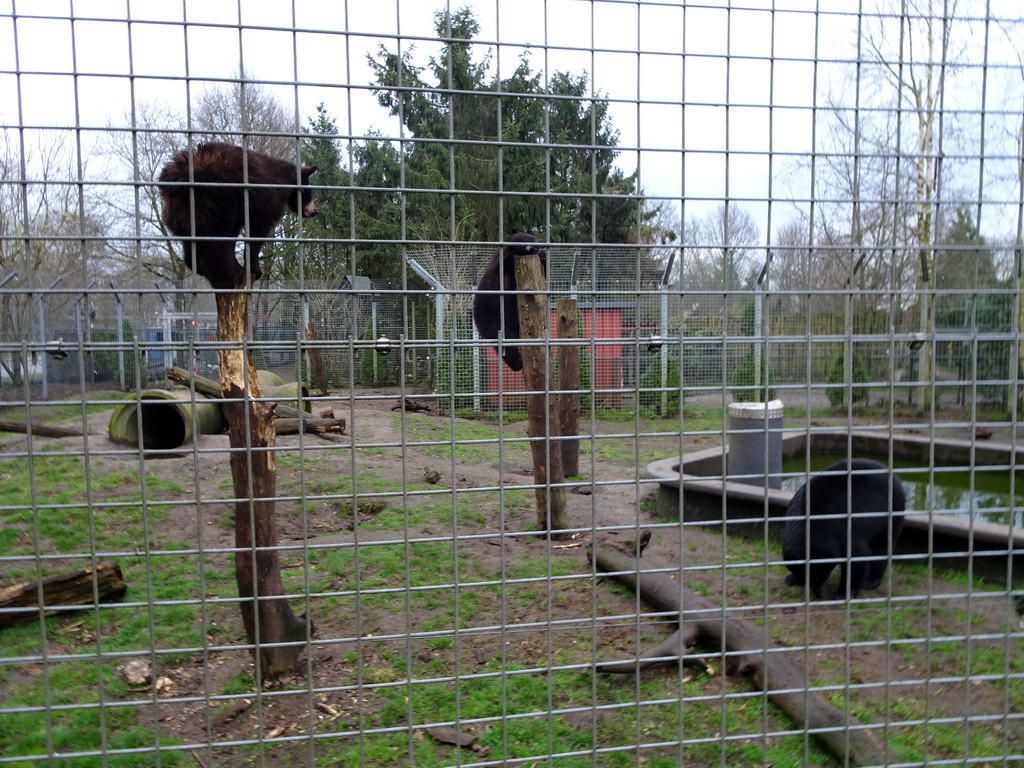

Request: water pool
left=779, top=453, right=1021, bottom=528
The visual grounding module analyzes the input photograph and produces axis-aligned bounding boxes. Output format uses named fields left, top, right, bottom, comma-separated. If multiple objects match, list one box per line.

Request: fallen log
left=0, top=562, right=127, bottom=628
left=594, top=623, right=701, bottom=674
left=0, top=420, right=84, bottom=438
left=274, top=417, right=346, bottom=436
left=167, top=366, right=221, bottom=397
left=591, top=542, right=897, bottom=768
left=391, top=398, right=432, bottom=413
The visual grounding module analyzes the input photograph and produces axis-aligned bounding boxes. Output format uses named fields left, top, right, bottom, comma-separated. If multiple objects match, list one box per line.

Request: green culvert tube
left=253, top=372, right=310, bottom=410
left=108, top=390, right=226, bottom=450
left=260, top=382, right=312, bottom=413
left=256, top=370, right=286, bottom=388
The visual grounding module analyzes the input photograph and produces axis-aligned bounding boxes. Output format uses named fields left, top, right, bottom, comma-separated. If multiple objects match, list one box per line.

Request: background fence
left=1, top=1, right=1022, bottom=766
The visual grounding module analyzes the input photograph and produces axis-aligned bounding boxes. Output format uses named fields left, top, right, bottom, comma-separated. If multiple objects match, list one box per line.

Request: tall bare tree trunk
left=217, top=292, right=309, bottom=678
left=1014, top=117, right=1024, bottom=414
left=556, top=299, right=580, bottom=478
left=515, top=255, right=568, bottom=537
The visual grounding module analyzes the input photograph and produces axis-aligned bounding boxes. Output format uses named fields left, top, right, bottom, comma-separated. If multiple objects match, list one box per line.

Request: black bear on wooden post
left=472, top=232, right=547, bottom=371
left=158, top=142, right=318, bottom=289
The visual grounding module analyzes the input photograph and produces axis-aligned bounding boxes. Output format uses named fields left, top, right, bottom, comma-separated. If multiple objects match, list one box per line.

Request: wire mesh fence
left=1, top=1, right=1023, bottom=766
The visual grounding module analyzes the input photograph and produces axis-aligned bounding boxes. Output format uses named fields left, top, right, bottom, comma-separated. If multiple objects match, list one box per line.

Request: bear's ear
left=302, top=165, right=318, bottom=181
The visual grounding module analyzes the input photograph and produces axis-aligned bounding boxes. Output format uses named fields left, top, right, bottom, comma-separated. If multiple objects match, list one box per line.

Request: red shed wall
left=482, top=307, right=623, bottom=408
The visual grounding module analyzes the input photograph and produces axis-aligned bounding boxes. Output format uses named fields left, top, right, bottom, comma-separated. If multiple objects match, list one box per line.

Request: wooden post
left=556, top=299, right=580, bottom=478
left=514, top=256, right=568, bottom=537
left=216, top=292, right=309, bottom=678
left=305, top=321, right=330, bottom=396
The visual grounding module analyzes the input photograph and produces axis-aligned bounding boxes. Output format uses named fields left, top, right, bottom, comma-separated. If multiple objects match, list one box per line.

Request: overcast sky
left=2, top=0, right=1022, bottom=241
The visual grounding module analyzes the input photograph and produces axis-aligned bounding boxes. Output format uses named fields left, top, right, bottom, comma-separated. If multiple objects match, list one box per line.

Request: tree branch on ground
left=590, top=540, right=898, bottom=768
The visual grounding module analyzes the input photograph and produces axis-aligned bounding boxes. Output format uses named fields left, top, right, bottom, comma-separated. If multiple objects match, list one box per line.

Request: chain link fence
left=1, top=2, right=1022, bottom=767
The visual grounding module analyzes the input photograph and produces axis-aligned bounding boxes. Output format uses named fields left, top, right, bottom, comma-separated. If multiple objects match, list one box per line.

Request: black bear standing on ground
left=472, top=232, right=547, bottom=372
left=782, top=458, right=906, bottom=600
left=158, top=142, right=318, bottom=289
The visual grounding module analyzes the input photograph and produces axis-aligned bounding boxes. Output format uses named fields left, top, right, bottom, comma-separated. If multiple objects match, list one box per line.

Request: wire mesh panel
left=1, top=1, right=1022, bottom=767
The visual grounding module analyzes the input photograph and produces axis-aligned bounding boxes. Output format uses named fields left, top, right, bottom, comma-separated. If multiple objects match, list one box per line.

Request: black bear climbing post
left=472, top=232, right=547, bottom=372
left=782, top=458, right=906, bottom=599
left=158, top=142, right=315, bottom=677
left=483, top=233, right=568, bottom=536
left=473, top=234, right=573, bottom=524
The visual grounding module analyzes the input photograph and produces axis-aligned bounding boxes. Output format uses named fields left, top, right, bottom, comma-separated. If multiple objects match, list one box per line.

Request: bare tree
left=996, top=16, right=1024, bottom=410
left=190, top=75, right=299, bottom=160
left=770, top=220, right=818, bottom=317
left=99, top=102, right=188, bottom=286
left=409, top=244, right=480, bottom=329
left=680, top=203, right=761, bottom=297
left=639, top=200, right=682, bottom=282
left=0, top=130, right=95, bottom=384
left=861, top=0, right=966, bottom=408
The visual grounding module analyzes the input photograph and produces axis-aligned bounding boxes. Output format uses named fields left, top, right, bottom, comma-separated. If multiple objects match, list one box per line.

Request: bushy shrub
left=358, top=320, right=396, bottom=387
left=637, top=355, right=682, bottom=417
left=91, top=321, right=147, bottom=387
left=730, top=347, right=775, bottom=403
left=826, top=348, right=869, bottom=408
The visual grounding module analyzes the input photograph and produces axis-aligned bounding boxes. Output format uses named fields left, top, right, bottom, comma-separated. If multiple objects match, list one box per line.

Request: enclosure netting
left=0, top=1, right=1022, bottom=767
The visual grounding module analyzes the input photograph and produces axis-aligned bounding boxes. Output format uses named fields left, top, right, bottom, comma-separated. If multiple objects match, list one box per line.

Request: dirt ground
left=5, top=391, right=1023, bottom=765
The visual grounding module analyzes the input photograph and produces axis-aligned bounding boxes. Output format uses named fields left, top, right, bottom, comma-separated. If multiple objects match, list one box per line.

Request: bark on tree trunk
left=556, top=299, right=580, bottom=479
left=216, top=292, right=309, bottom=678
left=305, top=321, right=331, bottom=396
left=515, top=254, right=568, bottom=537
left=591, top=542, right=898, bottom=768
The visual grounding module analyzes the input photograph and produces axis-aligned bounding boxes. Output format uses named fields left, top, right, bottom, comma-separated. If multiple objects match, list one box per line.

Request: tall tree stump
left=217, top=292, right=309, bottom=678
left=556, top=298, right=580, bottom=478
left=515, top=254, right=568, bottom=536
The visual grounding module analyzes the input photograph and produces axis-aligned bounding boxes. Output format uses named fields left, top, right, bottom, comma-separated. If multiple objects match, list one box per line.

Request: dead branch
left=273, top=417, right=346, bottom=436
left=590, top=542, right=897, bottom=768
left=595, top=625, right=703, bottom=674
left=515, top=251, right=568, bottom=536
left=556, top=298, right=580, bottom=477
left=215, top=293, right=309, bottom=678
left=0, top=562, right=126, bottom=628
left=0, top=420, right=84, bottom=438
left=391, top=398, right=432, bottom=413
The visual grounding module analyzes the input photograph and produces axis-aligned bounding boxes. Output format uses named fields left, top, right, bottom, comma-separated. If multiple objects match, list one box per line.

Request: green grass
left=392, top=412, right=524, bottom=464
left=2, top=401, right=1019, bottom=767
left=356, top=499, right=487, bottom=530
left=1, top=451, right=187, bottom=574
left=0, top=392, right=135, bottom=435
left=0, top=443, right=211, bottom=766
